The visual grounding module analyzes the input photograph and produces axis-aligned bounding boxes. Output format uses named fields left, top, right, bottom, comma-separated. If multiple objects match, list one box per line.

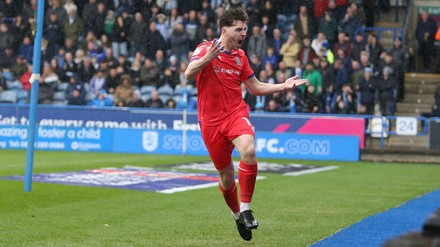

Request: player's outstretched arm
left=243, top=75, right=308, bottom=96
left=184, top=40, right=224, bottom=80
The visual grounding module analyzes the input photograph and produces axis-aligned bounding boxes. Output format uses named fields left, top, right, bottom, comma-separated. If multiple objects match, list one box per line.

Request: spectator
left=104, top=66, right=121, bottom=94
left=46, top=0, right=67, bottom=24
left=322, top=83, right=338, bottom=113
left=358, top=67, right=376, bottom=115
left=111, top=15, right=129, bottom=58
left=335, top=83, right=355, bottom=114
left=11, top=55, right=27, bottom=81
left=66, top=75, right=87, bottom=106
left=127, top=90, right=145, bottom=108
left=259, top=0, right=278, bottom=27
left=367, top=33, right=384, bottom=69
left=63, top=0, right=78, bottom=15
left=145, top=90, right=164, bottom=108
left=415, top=10, right=437, bottom=70
left=338, top=3, right=361, bottom=39
left=351, top=32, right=366, bottom=63
left=377, top=67, right=396, bottom=116
left=88, top=69, right=107, bottom=97
left=332, top=32, right=353, bottom=59
left=184, top=10, right=199, bottom=49
left=247, top=25, right=267, bottom=61
left=302, top=62, right=323, bottom=96
left=169, top=22, right=190, bottom=63
left=167, top=8, right=183, bottom=38
left=39, top=64, right=60, bottom=104
left=145, top=21, right=166, bottom=60
left=299, top=36, right=317, bottom=66
left=140, top=58, right=161, bottom=87
left=20, top=64, right=32, bottom=91
left=62, top=8, right=83, bottom=47
left=241, top=83, right=256, bottom=112
left=363, top=0, right=376, bottom=28
left=128, top=12, right=148, bottom=58
left=194, top=14, right=213, bottom=45
left=43, top=12, right=65, bottom=61
left=280, top=31, right=301, bottom=69
left=261, top=47, right=278, bottom=71
left=275, top=60, right=293, bottom=81
left=390, top=37, right=407, bottom=101
left=10, top=15, right=31, bottom=49
left=421, top=85, right=440, bottom=118
left=267, top=28, right=284, bottom=59
left=294, top=4, right=316, bottom=40
left=104, top=10, right=115, bottom=36
left=156, top=13, right=170, bottom=42
left=314, top=0, right=330, bottom=20
left=165, top=98, right=176, bottom=109
left=77, top=57, right=96, bottom=83
left=299, top=84, right=322, bottom=113
left=128, top=59, right=141, bottom=85
left=0, top=47, right=16, bottom=70
left=200, top=0, right=216, bottom=24
left=50, top=57, right=67, bottom=82
left=17, top=36, right=33, bottom=64
left=0, top=23, right=14, bottom=54
left=94, top=3, right=107, bottom=38
left=318, top=8, right=338, bottom=44
left=89, top=89, right=113, bottom=107
left=333, top=59, right=349, bottom=93
left=318, top=57, right=334, bottom=90
left=311, top=32, right=328, bottom=55
left=114, top=74, right=134, bottom=106
left=82, top=0, right=98, bottom=35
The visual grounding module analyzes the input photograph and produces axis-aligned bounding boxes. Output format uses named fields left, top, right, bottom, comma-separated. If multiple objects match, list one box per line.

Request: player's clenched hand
left=284, top=75, right=308, bottom=90
left=204, top=39, right=224, bottom=61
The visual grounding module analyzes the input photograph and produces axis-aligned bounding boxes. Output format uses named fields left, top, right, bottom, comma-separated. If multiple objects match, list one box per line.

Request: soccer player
left=185, top=8, right=308, bottom=241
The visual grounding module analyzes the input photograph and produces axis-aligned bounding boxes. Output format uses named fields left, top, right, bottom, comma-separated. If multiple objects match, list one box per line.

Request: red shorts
left=200, top=112, right=255, bottom=171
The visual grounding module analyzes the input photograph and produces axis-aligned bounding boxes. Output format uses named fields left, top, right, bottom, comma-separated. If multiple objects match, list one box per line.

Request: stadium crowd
left=0, top=0, right=422, bottom=116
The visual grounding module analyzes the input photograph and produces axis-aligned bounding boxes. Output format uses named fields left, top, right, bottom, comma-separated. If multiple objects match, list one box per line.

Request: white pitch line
left=283, top=166, right=339, bottom=176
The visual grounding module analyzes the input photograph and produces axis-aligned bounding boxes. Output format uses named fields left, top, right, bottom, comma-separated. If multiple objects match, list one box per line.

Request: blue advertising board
left=0, top=124, right=359, bottom=161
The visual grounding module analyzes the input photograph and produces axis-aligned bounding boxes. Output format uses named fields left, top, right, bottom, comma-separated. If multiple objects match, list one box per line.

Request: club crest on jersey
left=235, top=57, right=241, bottom=64
left=214, top=65, right=221, bottom=73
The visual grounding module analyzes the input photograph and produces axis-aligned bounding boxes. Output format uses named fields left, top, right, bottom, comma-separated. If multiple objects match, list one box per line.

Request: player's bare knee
left=240, top=144, right=257, bottom=163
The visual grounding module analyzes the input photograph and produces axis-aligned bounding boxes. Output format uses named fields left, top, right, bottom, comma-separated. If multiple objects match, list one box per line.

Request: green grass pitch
left=1, top=149, right=440, bottom=247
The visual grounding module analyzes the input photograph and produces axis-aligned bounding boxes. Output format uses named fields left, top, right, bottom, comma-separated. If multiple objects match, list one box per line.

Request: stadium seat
left=190, top=87, right=198, bottom=97
left=52, top=91, right=66, bottom=101
left=52, top=100, right=68, bottom=105
left=0, top=90, right=17, bottom=103
left=159, top=94, right=170, bottom=103
left=140, top=85, right=156, bottom=96
left=157, top=85, right=173, bottom=96
left=16, top=90, right=28, bottom=104
left=6, top=80, right=23, bottom=91
left=57, top=82, right=69, bottom=92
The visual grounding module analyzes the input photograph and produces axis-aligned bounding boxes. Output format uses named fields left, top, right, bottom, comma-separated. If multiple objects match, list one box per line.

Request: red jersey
left=191, top=41, right=254, bottom=126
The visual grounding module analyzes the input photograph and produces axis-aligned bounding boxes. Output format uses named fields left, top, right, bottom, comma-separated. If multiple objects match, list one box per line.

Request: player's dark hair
left=218, top=8, right=249, bottom=29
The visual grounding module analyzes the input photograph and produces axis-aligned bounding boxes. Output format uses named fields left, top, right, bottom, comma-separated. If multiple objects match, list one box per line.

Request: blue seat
left=52, top=91, right=66, bottom=101
left=140, top=85, right=156, bottom=96
left=0, top=90, right=17, bottom=103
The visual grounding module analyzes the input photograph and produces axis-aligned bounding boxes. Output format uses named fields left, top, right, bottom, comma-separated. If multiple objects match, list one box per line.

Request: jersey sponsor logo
left=213, top=65, right=240, bottom=76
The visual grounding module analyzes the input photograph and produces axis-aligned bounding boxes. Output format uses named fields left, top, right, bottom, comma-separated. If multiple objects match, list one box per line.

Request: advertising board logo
left=142, top=131, right=158, bottom=152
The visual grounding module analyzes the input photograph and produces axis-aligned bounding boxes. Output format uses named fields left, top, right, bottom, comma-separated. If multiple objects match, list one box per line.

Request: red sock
left=219, top=181, right=240, bottom=213
left=238, top=161, right=258, bottom=203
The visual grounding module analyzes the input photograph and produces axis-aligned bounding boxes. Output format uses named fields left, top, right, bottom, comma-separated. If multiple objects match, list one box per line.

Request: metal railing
left=355, top=0, right=412, bottom=41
